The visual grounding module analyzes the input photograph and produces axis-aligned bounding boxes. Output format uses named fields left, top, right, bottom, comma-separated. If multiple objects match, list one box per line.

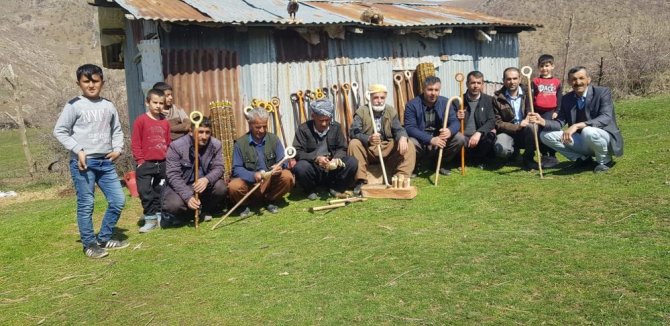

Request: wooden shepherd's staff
left=189, top=110, right=204, bottom=229
left=455, top=73, right=466, bottom=176
left=521, top=66, right=544, bottom=179
left=434, top=96, right=461, bottom=186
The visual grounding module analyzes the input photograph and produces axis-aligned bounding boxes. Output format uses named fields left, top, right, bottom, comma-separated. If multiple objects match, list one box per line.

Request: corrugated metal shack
left=90, top=0, right=538, bottom=141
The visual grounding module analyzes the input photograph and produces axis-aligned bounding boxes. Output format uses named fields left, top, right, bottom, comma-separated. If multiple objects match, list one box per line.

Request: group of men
left=54, top=62, right=623, bottom=258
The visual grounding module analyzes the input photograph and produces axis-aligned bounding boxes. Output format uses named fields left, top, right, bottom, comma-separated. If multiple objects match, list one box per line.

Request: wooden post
left=597, top=57, right=604, bottom=86
left=2, top=65, right=35, bottom=177
left=562, top=13, right=574, bottom=83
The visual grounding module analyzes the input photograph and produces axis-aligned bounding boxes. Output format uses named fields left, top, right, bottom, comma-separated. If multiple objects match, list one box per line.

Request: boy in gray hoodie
left=53, top=64, right=129, bottom=258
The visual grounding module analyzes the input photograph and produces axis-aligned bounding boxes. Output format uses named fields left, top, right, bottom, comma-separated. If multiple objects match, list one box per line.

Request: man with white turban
left=348, top=84, right=416, bottom=195
left=292, top=99, right=358, bottom=200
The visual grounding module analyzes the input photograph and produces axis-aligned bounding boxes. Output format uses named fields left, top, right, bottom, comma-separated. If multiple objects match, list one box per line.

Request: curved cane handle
left=454, top=72, right=465, bottom=83
left=290, top=93, right=299, bottom=102
left=520, top=66, right=533, bottom=79
left=271, top=97, right=281, bottom=107
left=342, top=83, right=351, bottom=92
left=331, top=84, right=339, bottom=95
left=243, top=106, right=254, bottom=118
left=393, top=73, right=404, bottom=84
left=404, top=70, right=412, bottom=81
left=189, top=110, right=203, bottom=128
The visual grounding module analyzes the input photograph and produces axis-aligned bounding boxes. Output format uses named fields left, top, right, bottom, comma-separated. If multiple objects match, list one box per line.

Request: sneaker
left=83, top=243, right=108, bottom=259
left=307, top=192, right=318, bottom=200
left=239, top=206, right=253, bottom=218
left=266, top=204, right=280, bottom=214
left=99, top=239, right=129, bottom=250
left=201, top=214, right=213, bottom=222
left=569, top=156, right=594, bottom=169
left=439, top=168, right=451, bottom=176
left=139, top=220, right=158, bottom=233
left=328, top=189, right=339, bottom=197
left=593, top=163, right=609, bottom=173
left=541, top=155, right=559, bottom=168
left=353, top=181, right=364, bottom=196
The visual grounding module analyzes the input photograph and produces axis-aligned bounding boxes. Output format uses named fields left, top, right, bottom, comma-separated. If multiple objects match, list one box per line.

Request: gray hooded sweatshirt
left=53, top=96, right=124, bottom=158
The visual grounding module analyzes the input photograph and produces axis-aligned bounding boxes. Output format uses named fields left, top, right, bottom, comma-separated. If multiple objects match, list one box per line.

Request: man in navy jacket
left=404, top=76, right=464, bottom=175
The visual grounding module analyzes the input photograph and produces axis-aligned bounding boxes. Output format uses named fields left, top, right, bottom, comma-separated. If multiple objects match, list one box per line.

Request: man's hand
left=106, top=151, right=121, bottom=162
left=77, top=150, right=87, bottom=171
left=468, top=132, right=482, bottom=148
left=562, top=125, right=580, bottom=144
left=187, top=196, right=201, bottom=210
left=270, top=164, right=282, bottom=176
left=288, top=158, right=297, bottom=170
left=519, top=117, right=530, bottom=128
left=315, top=156, right=330, bottom=169
left=456, top=110, right=465, bottom=120
left=193, top=177, right=209, bottom=193
left=527, top=112, right=546, bottom=126
left=398, top=136, right=409, bottom=155
left=438, top=128, right=451, bottom=140
left=254, top=171, right=263, bottom=183
left=430, top=136, right=446, bottom=149
left=369, top=133, right=381, bottom=146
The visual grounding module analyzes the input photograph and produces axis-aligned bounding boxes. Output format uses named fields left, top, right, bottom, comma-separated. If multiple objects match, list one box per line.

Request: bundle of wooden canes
left=415, top=62, right=435, bottom=95
left=209, top=100, right=236, bottom=181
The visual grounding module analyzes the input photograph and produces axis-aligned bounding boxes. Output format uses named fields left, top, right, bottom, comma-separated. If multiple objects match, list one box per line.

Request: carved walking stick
left=455, top=73, right=466, bottom=176
left=393, top=73, right=405, bottom=124
left=211, top=147, right=297, bottom=230
left=341, top=83, right=353, bottom=140
left=189, top=110, right=204, bottom=229
left=521, top=66, right=545, bottom=179
left=434, top=96, right=460, bottom=186
left=369, top=105, right=390, bottom=186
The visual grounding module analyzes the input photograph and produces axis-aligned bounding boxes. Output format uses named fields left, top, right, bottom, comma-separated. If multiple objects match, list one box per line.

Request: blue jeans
left=541, top=127, right=613, bottom=164
left=69, top=158, right=125, bottom=247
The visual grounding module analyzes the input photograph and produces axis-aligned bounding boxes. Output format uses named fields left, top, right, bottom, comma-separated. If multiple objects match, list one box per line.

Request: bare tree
left=1, top=64, right=36, bottom=177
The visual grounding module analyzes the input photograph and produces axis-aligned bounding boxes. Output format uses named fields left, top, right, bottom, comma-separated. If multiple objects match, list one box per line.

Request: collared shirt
left=576, top=88, right=588, bottom=110
left=505, top=88, right=524, bottom=124
left=312, top=125, right=330, bottom=139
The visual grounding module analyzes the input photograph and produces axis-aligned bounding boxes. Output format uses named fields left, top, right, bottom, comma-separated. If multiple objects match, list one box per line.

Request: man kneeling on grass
left=161, top=117, right=228, bottom=227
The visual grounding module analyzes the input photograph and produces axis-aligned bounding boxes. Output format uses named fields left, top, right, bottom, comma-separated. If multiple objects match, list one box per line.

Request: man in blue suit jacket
left=529, top=66, right=623, bottom=173
left=404, top=76, right=465, bottom=175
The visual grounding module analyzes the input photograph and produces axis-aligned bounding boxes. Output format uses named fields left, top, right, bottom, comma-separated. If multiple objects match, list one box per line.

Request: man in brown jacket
left=492, top=67, right=541, bottom=170
left=348, top=84, right=415, bottom=195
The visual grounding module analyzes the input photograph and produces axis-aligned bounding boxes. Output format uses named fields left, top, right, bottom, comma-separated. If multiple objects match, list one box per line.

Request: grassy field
left=1, top=96, right=669, bottom=324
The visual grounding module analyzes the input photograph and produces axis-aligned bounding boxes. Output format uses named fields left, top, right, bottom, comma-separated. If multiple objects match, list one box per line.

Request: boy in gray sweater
left=53, top=64, right=129, bottom=258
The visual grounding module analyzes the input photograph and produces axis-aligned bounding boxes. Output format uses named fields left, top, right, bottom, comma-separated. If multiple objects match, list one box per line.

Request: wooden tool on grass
left=434, top=96, right=460, bottom=186
left=212, top=147, right=297, bottom=230
left=189, top=110, right=204, bottom=229
left=521, top=66, right=544, bottom=179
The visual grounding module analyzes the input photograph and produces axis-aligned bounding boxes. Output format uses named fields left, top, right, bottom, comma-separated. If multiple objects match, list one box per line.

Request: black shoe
left=522, top=157, right=539, bottom=171
left=83, top=243, right=108, bottom=259
left=438, top=168, right=451, bottom=176
left=541, top=155, right=559, bottom=168
left=569, top=156, right=594, bottom=169
left=353, top=181, right=364, bottom=196
left=593, top=160, right=614, bottom=173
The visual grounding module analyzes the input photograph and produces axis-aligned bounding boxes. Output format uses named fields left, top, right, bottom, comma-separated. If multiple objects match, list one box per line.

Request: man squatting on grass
left=130, top=88, right=171, bottom=233
left=228, top=108, right=295, bottom=217
left=529, top=66, right=624, bottom=173
left=161, top=117, right=228, bottom=227
left=292, top=99, right=358, bottom=200
left=53, top=64, right=129, bottom=259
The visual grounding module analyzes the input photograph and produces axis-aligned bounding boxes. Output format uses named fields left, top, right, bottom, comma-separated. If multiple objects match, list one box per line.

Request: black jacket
left=292, top=120, right=348, bottom=161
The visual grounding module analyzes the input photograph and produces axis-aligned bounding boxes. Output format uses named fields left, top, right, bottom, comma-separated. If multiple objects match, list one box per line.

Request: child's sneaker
left=83, top=243, right=108, bottom=259
left=99, top=239, right=129, bottom=250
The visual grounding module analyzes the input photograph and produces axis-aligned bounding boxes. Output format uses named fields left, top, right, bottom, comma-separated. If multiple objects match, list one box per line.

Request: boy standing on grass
left=531, top=54, right=562, bottom=168
left=131, top=89, right=171, bottom=233
left=53, top=64, right=129, bottom=259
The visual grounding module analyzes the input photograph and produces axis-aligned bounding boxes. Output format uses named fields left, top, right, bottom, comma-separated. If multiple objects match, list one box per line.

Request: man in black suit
left=529, top=66, right=623, bottom=173
left=452, top=71, right=496, bottom=167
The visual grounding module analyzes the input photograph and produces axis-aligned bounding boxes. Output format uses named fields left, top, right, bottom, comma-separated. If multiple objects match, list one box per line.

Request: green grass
left=1, top=96, right=669, bottom=324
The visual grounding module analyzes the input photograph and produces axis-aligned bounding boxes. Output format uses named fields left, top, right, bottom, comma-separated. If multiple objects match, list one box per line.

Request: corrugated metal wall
left=127, top=24, right=519, bottom=142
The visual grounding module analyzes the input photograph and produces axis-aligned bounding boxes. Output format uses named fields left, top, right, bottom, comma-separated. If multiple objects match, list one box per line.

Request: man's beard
left=372, top=104, right=385, bottom=112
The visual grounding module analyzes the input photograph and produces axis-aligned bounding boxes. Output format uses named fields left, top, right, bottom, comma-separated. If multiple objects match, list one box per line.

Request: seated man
left=293, top=99, right=358, bottom=200
left=493, top=67, right=539, bottom=170
left=229, top=108, right=294, bottom=216
left=452, top=71, right=496, bottom=167
left=404, top=76, right=464, bottom=175
left=161, top=117, right=227, bottom=227
left=348, top=84, right=415, bottom=195
left=529, top=66, right=623, bottom=173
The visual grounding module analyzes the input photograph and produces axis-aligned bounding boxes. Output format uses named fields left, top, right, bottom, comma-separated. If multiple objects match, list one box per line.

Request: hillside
left=477, top=0, right=670, bottom=95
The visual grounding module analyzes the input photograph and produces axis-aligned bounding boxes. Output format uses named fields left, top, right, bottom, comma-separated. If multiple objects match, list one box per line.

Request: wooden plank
left=361, top=184, right=417, bottom=200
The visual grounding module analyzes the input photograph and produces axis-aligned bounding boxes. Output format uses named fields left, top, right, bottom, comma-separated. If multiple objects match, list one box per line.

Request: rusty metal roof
left=104, top=0, right=538, bottom=29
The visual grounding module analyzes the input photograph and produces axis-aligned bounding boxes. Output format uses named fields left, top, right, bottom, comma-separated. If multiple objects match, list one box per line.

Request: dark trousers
left=410, top=134, right=465, bottom=170
left=535, top=110, right=557, bottom=156
left=161, top=179, right=228, bottom=222
left=464, top=131, right=496, bottom=164
left=293, top=156, right=358, bottom=192
left=136, top=161, right=166, bottom=216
